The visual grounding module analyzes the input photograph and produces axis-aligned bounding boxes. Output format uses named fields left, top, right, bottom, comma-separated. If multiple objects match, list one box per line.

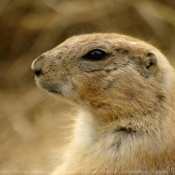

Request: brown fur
left=32, top=33, right=175, bottom=174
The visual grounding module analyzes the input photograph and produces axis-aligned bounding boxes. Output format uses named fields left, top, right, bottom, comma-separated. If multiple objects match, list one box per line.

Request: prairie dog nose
left=31, top=54, right=45, bottom=76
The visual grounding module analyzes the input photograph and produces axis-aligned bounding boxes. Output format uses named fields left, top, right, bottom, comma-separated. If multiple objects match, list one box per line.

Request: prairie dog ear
left=143, top=51, right=157, bottom=70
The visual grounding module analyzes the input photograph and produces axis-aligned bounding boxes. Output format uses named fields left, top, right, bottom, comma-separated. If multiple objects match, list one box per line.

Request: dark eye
left=83, top=49, right=108, bottom=61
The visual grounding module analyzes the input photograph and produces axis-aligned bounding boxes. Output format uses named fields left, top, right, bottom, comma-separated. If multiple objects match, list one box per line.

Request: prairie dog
left=31, top=33, right=175, bottom=174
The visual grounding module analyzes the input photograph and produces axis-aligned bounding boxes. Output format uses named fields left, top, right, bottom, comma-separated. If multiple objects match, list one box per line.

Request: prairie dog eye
left=83, top=49, right=108, bottom=61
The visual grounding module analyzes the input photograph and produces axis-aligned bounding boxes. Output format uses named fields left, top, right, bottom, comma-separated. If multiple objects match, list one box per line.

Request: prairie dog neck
left=52, top=106, right=175, bottom=174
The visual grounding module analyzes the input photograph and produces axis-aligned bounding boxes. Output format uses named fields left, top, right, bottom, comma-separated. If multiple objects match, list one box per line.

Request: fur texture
left=32, top=33, right=175, bottom=175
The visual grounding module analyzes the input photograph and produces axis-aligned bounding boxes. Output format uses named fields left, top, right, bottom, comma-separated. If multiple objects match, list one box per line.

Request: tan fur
left=31, top=33, right=175, bottom=175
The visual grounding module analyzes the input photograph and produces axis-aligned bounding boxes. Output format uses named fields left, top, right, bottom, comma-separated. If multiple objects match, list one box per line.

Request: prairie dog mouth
left=47, top=89, right=61, bottom=94
left=35, top=78, right=61, bottom=94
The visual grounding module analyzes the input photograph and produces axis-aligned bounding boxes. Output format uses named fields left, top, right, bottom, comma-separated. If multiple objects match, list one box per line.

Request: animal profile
left=32, top=33, right=175, bottom=175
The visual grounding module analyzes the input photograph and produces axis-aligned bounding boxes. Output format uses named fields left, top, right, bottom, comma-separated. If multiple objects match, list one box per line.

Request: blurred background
left=1, top=0, right=175, bottom=174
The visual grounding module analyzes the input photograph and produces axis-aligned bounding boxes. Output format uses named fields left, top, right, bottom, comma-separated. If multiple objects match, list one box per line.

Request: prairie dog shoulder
left=32, top=33, right=175, bottom=174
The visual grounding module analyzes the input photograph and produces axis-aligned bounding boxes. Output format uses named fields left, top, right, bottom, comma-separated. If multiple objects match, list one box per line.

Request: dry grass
left=0, top=0, right=175, bottom=174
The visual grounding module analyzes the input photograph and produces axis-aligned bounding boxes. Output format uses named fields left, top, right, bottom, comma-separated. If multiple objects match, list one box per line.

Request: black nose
left=31, top=55, right=45, bottom=76
left=33, top=69, right=41, bottom=76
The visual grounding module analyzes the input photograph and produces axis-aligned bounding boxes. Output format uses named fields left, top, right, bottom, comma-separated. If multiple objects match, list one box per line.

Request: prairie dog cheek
left=60, top=83, right=74, bottom=97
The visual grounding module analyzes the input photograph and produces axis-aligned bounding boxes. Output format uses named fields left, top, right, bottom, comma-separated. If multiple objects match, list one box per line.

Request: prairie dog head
left=31, top=33, right=174, bottom=123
